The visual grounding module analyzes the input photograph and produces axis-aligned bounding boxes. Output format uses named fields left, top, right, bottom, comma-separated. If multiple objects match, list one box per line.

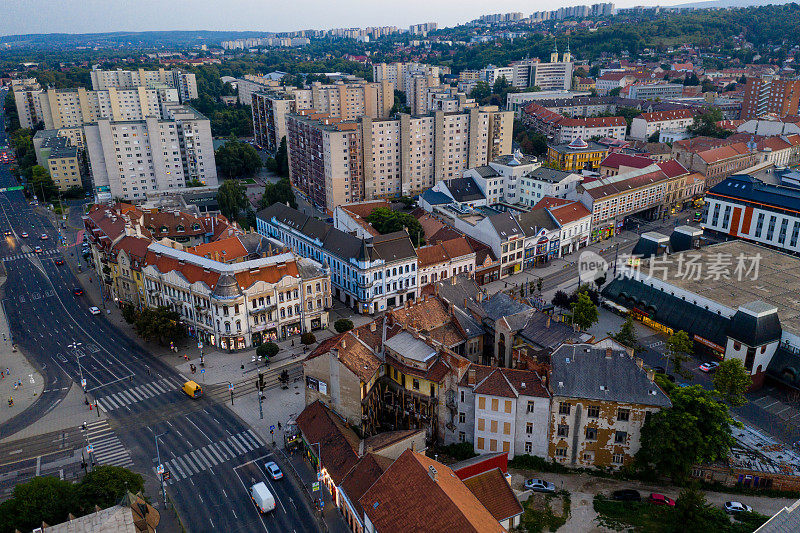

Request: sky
left=2, top=0, right=687, bottom=37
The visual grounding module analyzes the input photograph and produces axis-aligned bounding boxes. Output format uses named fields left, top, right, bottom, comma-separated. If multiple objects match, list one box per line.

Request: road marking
left=764, top=400, right=780, bottom=408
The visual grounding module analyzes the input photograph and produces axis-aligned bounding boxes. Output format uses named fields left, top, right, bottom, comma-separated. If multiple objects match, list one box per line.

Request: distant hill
left=672, top=0, right=797, bottom=9
left=0, top=30, right=273, bottom=48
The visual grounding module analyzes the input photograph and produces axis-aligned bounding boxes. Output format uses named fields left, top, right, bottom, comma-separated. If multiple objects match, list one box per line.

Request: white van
left=251, top=482, right=276, bottom=513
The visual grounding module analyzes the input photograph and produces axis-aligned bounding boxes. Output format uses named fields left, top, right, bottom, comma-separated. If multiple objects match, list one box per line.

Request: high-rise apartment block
left=84, top=103, right=217, bottom=201
left=372, top=62, right=443, bottom=93
left=478, top=49, right=574, bottom=91
left=286, top=106, right=513, bottom=211
left=251, top=80, right=393, bottom=153
left=741, top=77, right=800, bottom=120
left=408, top=22, right=437, bottom=36
left=89, top=67, right=198, bottom=102
left=404, top=71, right=441, bottom=115
left=11, top=77, right=44, bottom=129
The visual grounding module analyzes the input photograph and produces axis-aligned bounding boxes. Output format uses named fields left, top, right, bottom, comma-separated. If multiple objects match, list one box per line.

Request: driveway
left=509, top=468, right=795, bottom=531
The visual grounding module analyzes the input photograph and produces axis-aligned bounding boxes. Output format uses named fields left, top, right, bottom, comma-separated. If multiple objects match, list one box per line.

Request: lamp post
left=68, top=341, right=84, bottom=393
left=155, top=431, right=169, bottom=509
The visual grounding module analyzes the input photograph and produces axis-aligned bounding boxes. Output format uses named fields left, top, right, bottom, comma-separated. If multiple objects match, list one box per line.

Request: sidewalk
left=0, top=276, right=44, bottom=426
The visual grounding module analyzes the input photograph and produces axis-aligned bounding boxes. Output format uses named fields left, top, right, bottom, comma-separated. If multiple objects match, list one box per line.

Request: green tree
left=666, top=330, right=693, bottom=379
left=216, top=179, right=249, bottom=222
left=75, top=466, right=144, bottom=513
left=214, top=138, right=262, bottom=179
left=29, top=164, right=59, bottom=202
left=4, top=91, right=20, bottom=131
left=259, top=177, right=297, bottom=210
left=670, top=485, right=730, bottom=533
left=636, top=380, right=738, bottom=480
left=492, top=75, right=511, bottom=95
left=334, top=318, right=354, bottom=333
left=365, top=206, right=424, bottom=245
left=609, top=87, right=622, bottom=96
left=570, top=292, right=599, bottom=331
left=688, top=108, right=731, bottom=139
left=134, top=306, right=185, bottom=345
left=712, top=359, right=752, bottom=407
left=0, top=476, right=78, bottom=533
left=273, top=136, right=289, bottom=177
left=301, top=332, right=316, bottom=345
left=469, top=81, right=491, bottom=101
left=612, top=316, right=638, bottom=352
left=257, top=342, right=279, bottom=361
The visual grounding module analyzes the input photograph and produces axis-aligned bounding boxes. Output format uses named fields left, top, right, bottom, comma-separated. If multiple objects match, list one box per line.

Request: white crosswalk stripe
left=84, top=420, right=134, bottom=469
left=97, top=379, right=175, bottom=412
left=155, top=430, right=263, bottom=484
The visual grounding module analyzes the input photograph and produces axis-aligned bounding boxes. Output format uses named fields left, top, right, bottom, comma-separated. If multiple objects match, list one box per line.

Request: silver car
left=524, top=478, right=556, bottom=493
left=724, top=501, right=752, bottom=513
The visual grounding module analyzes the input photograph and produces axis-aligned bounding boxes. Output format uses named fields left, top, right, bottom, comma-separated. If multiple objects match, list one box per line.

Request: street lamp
left=68, top=341, right=84, bottom=391
left=155, top=431, right=169, bottom=509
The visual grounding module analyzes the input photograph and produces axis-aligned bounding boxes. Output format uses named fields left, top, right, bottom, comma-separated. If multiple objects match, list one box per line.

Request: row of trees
left=0, top=466, right=144, bottom=533
left=121, top=305, right=186, bottom=346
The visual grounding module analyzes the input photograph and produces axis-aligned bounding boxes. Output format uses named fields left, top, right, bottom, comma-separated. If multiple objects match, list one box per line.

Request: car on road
left=647, top=493, right=675, bottom=506
left=724, top=501, right=752, bottom=514
left=54, top=258, right=64, bottom=265
left=612, top=489, right=642, bottom=502
left=89, top=306, right=101, bottom=315
left=20, top=232, right=27, bottom=238
left=40, top=233, right=48, bottom=240
left=699, top=361, right=720, bottom=373
left=264, top=461, right=283, bottom=480
left=73, top=287, right=84, bottom=296
left=34, top=245, right=42, bottom=253
left=250, top=482, right=276, bottom=513
left=3, top=230, right=10, bottom=237
left=524, top=478, right=556, bottom=493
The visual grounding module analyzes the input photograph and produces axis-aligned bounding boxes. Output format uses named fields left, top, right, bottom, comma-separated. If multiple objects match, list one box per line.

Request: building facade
left=90, top=67, right=198, bottom=102
left=741, top=77, right=800, bottom=120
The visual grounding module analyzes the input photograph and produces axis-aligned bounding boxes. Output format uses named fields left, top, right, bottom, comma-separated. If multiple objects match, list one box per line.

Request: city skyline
left=3, top=0, right=687, bottom=37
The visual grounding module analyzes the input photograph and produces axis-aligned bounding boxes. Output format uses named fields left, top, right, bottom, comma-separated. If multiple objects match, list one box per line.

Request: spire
left=357, top=237, right=371, bottom=262
left=565, top=37, right=570, bottom=53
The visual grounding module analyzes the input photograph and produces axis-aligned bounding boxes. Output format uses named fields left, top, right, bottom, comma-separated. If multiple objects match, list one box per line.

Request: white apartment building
left=465, top=150, right=540, bottom=205
left=505, top=90, right=588, bottom=116
left=425, top=87, right=477, bottom=114
left=480, top=65, right=516, bottom=86
left=629, top=109, right=696, bottom=141
left=558, top=116, right=627, bottom=143
left=84, top=103, right=217, bottom=201
left=90, top=67, right=198, bottom=102
left=519, top=167, right=583, bottom=207
left=11, top=77, right=43, bottom=129
left=143, top=243, right=330, bottom=350
left=626, top=83, right=683, bottom=101
left=372, top=62, right=442, bottom=92
left=236, top=74, right=282, bottom=106
left=453, top=365, right=550, bottom=459
left=416, top=237, right=477, bottom=288
left=510, top=52, right=574, bottom=91
left=404, top=72, right=441, bottom=115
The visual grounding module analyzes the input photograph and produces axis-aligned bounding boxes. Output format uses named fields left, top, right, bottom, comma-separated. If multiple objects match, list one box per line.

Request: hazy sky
left=3, top=0, right=682, bottom=37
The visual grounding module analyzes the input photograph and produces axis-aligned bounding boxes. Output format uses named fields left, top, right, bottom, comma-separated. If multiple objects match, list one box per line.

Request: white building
left=519, top=167, right=582, bottom=207
left=464, top=150, right=541, bottom=205
left=629, top=109, right=696, bottom=141
left=90, top=67, right=198, bottom=102
left=11, top=77, right=43, bottom=129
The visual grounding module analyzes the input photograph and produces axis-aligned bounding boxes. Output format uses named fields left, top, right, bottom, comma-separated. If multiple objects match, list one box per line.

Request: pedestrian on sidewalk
left=8, top=397, right=12, bottom=407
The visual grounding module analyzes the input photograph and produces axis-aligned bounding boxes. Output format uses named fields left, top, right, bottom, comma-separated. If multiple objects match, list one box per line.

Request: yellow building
left=547, top=138, right=609, bottom=172
left=32, top=130, right=82, bottom=191
left=574, top=77, right=596, bottom=92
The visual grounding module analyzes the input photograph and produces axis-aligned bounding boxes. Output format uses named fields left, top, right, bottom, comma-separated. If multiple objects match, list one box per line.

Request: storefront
left=281, top=322, right=302, bottom=339
left=219, top=335, right=247, bottom=351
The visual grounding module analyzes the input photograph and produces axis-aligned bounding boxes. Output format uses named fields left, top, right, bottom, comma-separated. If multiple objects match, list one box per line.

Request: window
left=615, top=431, right=628, bottom=444
left=583, top=452, right=595, bottom=463
left=502, top=441, right=510, bottom=453
left=617, top=408, right=630, bottom=422
left=503, top=422, right=511, bottom=435
left=489, top=439, right=497, bottom=452
left=458, top=412, right=465, bottom=424
left=458, top=431, right=466, bottom=443
left=755, top=213, right=765, bottom=238
left=491, top=398, right=499, bottom=411
left=525, top=441, right=532, bottom=453
left=477, top=418, right=485, bottom=431
left=587, top=405, right=600, bottom=418
left=412, top=379, right=420, bottom=391
left=526, top=422, right=533, bottom=435
left=490, top=420, right=498, bottom=432
left=477, top=437, right=484, bottom=450
left=478, top=397, right=485, bottom=409
left=612, top=454, right=625, bottom=465
left=557, top=424, right=569, bottom=437
left=559, top=402, right=571, bottom=415
left=460, top=391, right=465, bottom=403
left=505, top=400, right=512, bottom=413
left=555, top=447, right=567, bottom=457
left=527, top=401, right=535, bottom=413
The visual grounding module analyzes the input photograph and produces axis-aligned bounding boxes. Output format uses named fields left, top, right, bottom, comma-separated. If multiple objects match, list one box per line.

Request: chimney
left=428, top=465, right=438, bottom=482
left=546, top=316, right=551, bottom=329
left=605, top=348, right=613, bottom=359
left=370, top=322, right=376, bottom=332
left=636, top=357, right=644, bottom=368
left=464, top=297, right=468, bottom=309
left=411, top=440, right=416, bottom=451
left=467, top=367, right=476, bottom=385
left=646, top=369, right=656, bottom=382
left=341, top=338, right=347, bottom=349
left=358, top=439, right=365, bottom=456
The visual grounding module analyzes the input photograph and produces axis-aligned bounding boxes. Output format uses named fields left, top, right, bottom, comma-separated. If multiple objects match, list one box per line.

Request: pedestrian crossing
left=156, top=429, right=266, bottom=484
left=97, top=377, right=184, bottom=412
left=84, top=419, right=134, bottom=469
left=3, top=248, right=60, bottom=262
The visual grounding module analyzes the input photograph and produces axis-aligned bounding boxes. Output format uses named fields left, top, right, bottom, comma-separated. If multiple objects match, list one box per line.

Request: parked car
left=20, top=232, right=28, bottom=238
left=73, top=287, right=84, bottom=296
left=612, top=489, right=641, bottom=502
left=3, top=230, right=10, bottom=237
left=648, top=493, right=675, bottom=506
left=54, top=258, right=64, bottom=265
left=40, top=233, right=48, bottom=240
left=34, top=246, right=42, bottom=253
left=524, top=479, right=556, bottom=493
left=700, top=361, right=720, bottom=373
left=89, top=306, right=101, bottom=315
left=264, top=461, right=283, bottom=480
left=724, top=501, right=752, bottom=514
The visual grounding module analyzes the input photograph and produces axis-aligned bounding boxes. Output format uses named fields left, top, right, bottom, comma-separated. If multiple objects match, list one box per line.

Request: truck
left=250, top=482, right=276, bottom=513
left=182, top=380, right=202, bottom=399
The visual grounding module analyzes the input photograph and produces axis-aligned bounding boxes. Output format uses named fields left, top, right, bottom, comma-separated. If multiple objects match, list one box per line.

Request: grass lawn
left=519, top=491, right=571, bottom=533
left=240, top=178, right=257, bottom=185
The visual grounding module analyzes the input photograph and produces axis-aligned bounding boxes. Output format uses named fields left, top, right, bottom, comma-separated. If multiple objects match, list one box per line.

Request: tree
left=134, top=306, right=185, bottom=345
left=647, top=131, right=661, bottom=143
left=75, top=466, right=144, bottom=513
left=492, top=75, right=511, bottom=95
left=29, top=165, right=58, bottom=202
left=683, top=72, right=701, bottom=86
left=279, top=369, right=290, bottom=388
left=669, top=485, right=730, bottom=533
left=214, top=138, right=262, bottom=179
left=552, top=290, right=571, bottom=309
left=469, top=81, right=491, bottom=101
left=712, top=359, right=752, bottom=407
left=334, top=318, right=354, bottom=333
left=301, top=332, right=316, bottom=345
left=216, top=179, right=249, bottom=222
left=593, top=274, right=607, bottom=290
left=666, top=330, right=693, bottom=379
left=536, top=277, right=543, bottom=293
left=0, top=476, right=78, bottom=533
left=609, top=87, right=622, bottom=96
left=688, top=108, right=731, bottom=139
left=257, top=342, right=279, bottom=361
left=636, top=379, right=738, bottom=480
left=365, top=206, right=424, bottom=245
left=571, top=292, right=599, bottom=331
left=259, top=177, right=297, bottom=210
left=273, top=136, right=289, bottom=177
left=612, top=316, right=638, bottom=352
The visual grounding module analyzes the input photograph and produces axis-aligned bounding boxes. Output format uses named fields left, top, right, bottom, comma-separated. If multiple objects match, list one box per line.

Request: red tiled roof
left=460, top=364, right=548, bottom=398
left=296, top=401, right=360, bottom=485
left=188, top=236, right=248, bottom=262
left=696, top=142, right=752, bottom=164
left=530, top=197, right=572, bottom=211
left=637, top=109, right=696, bottom=122
left=600, top=153, right=654, bottom=170
left=417, top=243, right=449, bottom=268
left=462, top=468, right=523, bottom=523
left=560, top=116, right=626, bottom=128
left=656, top=159, right=689, bottom=178
left=341, top=200, right=391, bottom=218
left=548, top=201, right=592, bottom=225
left=113, top=236, right=150, bottom=263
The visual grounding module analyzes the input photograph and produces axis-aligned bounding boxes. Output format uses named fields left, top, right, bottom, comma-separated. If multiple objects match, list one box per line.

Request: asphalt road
left=0, top=91, right=321, bottom=532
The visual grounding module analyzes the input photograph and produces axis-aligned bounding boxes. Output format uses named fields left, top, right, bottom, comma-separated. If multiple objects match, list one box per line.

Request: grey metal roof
left=421, top=190, right=452, bottom=205
left=371, top=232, right=418, bottom=262
left=488, top=213, right=523, bottom=239
left=384, top=331, right=436, bottom=363
left=212, top=273, right=243, bottom=299
left=453, top=306, right=485, bottom=338
left=728, top=304, right=782, bottom=347
left=443, top=177, right=485, bottom=202
left=482, top=292, right=531, bottom=322
left=148, top=242, right=295, bottom=275
left=526, top=167, right=576, bottom=184
left=517, top=209, right=559, bottom=236
left=550, top=344, right=672, bottom=407
left=518, top=313, right=586, bottom=351
left=472, top=165, right=500, bottom=178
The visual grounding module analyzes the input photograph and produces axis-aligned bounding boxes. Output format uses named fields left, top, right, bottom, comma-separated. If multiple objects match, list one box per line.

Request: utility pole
left=613, top=242, right=619, bottom=277
left=155, top=431, right=169, bottom=509
left=228, top=381, right=234, bottom=406
left=68, top=341, right=84, bottom=395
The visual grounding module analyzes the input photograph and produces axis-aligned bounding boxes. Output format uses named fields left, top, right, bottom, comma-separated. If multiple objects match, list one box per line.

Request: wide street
left=0, top=90, right=321, bottom=532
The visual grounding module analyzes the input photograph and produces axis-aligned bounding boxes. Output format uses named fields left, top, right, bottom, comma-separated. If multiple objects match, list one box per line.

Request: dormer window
left=176, top=225, right=185, bottom=232
left=160, top=226, right=168, bottom=233
left=192, top=223, right=201, bottom=231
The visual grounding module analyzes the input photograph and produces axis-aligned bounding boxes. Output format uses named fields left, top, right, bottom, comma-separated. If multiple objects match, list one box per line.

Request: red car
left=55, top=258, right=64, bottom=265
left=648, top=493, right=675, bottom=506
